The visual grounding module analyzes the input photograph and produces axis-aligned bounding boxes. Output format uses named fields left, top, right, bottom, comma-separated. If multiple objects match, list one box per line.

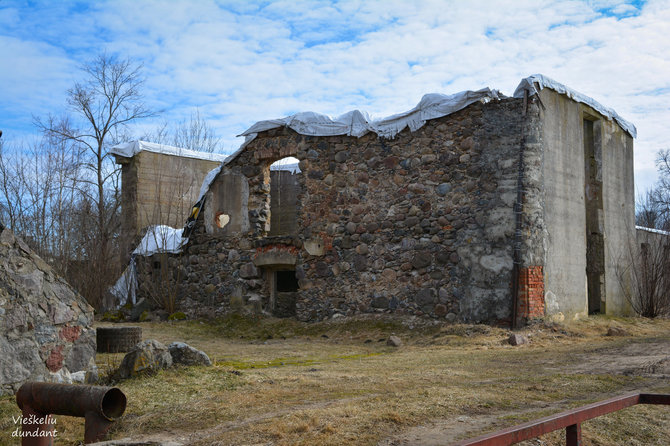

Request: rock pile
left=115, top=339, right=211, bottom=379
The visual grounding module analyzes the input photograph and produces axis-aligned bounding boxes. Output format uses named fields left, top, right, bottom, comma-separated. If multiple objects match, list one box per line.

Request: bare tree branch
left=34, top=52, right=155, bottom=308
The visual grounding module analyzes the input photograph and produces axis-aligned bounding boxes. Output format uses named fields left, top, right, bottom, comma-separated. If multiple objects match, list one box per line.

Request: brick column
left=517, top=266, right=545, bottom=325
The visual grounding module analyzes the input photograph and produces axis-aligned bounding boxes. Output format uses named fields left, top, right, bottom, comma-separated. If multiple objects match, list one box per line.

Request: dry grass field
left=1, top=314, right=669, bottom=445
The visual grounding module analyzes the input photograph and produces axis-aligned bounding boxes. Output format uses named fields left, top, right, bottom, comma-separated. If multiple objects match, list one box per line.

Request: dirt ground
left=1, top=315, right=669, bottom=446
left=381, top=337, right=670, bottom=446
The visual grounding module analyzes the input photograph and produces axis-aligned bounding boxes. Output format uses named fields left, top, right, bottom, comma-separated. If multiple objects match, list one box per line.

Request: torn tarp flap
left=109, top=259, right=137, bottom=306
left=197, top=164, right=223, bottom=203
left=513, top=74, right=637, bottom=138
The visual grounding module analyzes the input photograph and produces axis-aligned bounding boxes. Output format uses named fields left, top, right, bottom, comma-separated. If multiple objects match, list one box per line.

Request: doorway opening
left=266, top=268, right=298, bottom=317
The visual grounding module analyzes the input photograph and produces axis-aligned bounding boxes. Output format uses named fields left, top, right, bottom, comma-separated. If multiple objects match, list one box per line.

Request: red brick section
left=517, top=266, right=545, bottom=324
left=254, top=244, right=300, bottom=258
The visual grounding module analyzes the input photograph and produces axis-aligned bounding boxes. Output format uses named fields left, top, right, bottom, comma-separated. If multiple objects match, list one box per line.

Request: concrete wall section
left=539, top=88, right=635, bottom=319
left=204, top=172, right=250, bottom=235
left=539, top=89, right=589, bottom=320
left=119, top=157, right=139, bottom=262
left=133, top=151, right=221, bottom=231
left=601, top=119, right=635, bottom=315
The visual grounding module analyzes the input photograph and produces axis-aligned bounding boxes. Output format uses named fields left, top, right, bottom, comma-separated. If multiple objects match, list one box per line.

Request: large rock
left=0, top=227, right=96, bottom=396
left=508, top=333, right=528, bottom=346
left=116, top=340, right=173, bottom=379
left=168, top=342, right=212, bottom=366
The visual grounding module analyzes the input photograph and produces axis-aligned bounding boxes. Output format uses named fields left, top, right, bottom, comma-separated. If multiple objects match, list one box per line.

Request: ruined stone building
left=124, top=75, right=637, bottom=326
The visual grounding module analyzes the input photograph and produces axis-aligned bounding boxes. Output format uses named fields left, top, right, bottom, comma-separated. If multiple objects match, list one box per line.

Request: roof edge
left=513, top=74, right=637, bottom=138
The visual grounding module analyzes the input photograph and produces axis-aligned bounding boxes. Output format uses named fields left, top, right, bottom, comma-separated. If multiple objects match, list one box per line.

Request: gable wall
left=136, top=98, right=529, bottom=323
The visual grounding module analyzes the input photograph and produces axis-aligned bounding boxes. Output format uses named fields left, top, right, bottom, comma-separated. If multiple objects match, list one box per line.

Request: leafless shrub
left=616, top=229, right=670, bottom=318
left=143, top=108, right=223, bottom=153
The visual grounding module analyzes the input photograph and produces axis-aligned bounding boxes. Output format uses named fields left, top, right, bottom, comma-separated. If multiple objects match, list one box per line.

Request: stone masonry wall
left=0, top=227, right=96, bottom=395
left=136, top=97, right=534, bottom=324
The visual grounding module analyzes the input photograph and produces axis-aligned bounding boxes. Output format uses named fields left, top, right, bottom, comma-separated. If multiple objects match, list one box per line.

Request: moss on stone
left=101, top=310, right=125, bottom=322
left=168, top=311, right=187, bottom=321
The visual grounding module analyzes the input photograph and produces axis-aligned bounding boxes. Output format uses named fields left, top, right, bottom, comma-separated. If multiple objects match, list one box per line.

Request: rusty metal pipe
left=16, top=382, right=126, bottom=445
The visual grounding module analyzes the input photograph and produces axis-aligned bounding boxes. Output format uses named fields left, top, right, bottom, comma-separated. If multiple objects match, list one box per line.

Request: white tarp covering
left=109, top=225, right=186, bottom=306
left=110, top=140, right=229, bottom=162
left=133, top=225, right=186, bottom=256
left=270, top=158, right=301, bottom=173
left=240, top=88, right=498, bottom=146
left=196, top=164, right=223, bottom=203
left=238, top=87, right=499, bottom=146
left=513, top=74, right=637, bottom=138
left=636, top=225, right=670, bottom=236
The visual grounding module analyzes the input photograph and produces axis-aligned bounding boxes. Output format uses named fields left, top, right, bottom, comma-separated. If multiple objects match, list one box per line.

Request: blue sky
left=1, top=0, right=669, bottom=193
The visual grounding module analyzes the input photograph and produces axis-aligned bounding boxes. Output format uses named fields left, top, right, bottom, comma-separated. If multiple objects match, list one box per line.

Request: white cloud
left=1, top=0, right=669, bottom=192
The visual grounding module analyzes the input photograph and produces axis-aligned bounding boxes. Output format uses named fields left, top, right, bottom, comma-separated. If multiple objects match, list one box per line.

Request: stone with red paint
left=59, top=326, right=81, bottom=342
left=46, top=345, right=64, bottom=372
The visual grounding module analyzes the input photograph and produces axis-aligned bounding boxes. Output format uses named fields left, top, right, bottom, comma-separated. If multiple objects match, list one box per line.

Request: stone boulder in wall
left=0, top=227, right=96, bottom=395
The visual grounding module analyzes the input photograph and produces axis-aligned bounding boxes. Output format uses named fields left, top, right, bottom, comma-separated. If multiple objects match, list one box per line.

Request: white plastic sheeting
left=270, top=158, right=301, bottom=173
left=636, top=225, right=670, bottom=236
left=197, top=164, right=223, bottom=203
left=238, top=87, right=499, bottom=148
left=109, top=262, right=137, bottom=306
left=513, top=74, right=637, bottom=138
left=110, top=140, right=229, bottom=162
left=133, top=225, right=186, bottom=256
left=199, top=74, right=636, bottom=205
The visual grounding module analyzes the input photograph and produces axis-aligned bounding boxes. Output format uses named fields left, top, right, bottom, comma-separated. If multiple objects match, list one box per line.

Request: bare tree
left=636, top=189, right=663, bottom=229
left=36, top=53, right=155, bottom=307
left=173, top=109, right=222, bottom=153
left=616, top=229, right=670, bottom=317
left=654, top=149, right=670, bottom=227
left=0, top=136, right=82, bottom=270
left=143, top=109, right=222, bottom=153
left=0, top=139, right=27, bottom=230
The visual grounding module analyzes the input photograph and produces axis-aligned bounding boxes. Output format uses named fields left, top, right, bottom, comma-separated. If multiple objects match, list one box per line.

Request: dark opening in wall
left=276, top=270, right=299, bottom=292
left=272, top=269, right=298, bottom=318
